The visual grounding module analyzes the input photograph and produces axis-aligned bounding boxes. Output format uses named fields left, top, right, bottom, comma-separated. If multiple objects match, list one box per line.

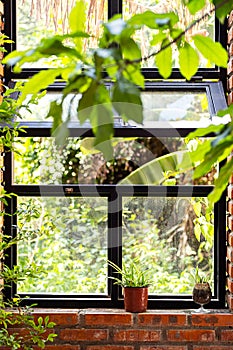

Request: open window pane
left=14, top=136, right=216, bottom=186
left=122, top=196, right=214, bottom=294
left=17, top=196, right=108, bottom=294
left=17, top=0, right=107, bottom=67
left=123, top=0, right=215, bottom=68
left=141, top=91, right=210, bottom=124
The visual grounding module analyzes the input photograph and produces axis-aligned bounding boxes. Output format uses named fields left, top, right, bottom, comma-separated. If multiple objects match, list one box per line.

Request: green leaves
left=112, top=77, right=143, bottom=124
left=129, top=11, right=179, bottom=29
left=179, top=43, right=199, bottom=80
left=183, top=0, right=206, bottom=14
left=120, top=151, right=192, bottom=185
left=18, top=69, right=62, bottom=104
left=193, top=35, right=228, bottom=67
left=155, top=40, right=172, bottom=79
left=211, top=0, right=233, bottom=23
left=69, top=0, right=87, bottom=52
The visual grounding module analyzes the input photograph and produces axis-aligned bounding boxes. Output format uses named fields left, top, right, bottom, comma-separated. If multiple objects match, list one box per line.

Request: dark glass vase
left=192, top=282, right=212, bottom=313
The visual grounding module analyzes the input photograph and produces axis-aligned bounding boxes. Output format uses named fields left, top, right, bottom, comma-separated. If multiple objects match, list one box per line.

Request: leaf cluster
left=108, top=259, right=152, bottom=287
left=3, top=0, right=231, bottom=158
left=192, top=266, right=210, bottom=284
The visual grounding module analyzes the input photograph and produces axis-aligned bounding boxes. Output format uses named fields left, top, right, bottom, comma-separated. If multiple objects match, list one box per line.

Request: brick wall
left=1, top=6, right=233, bottom=350
left=3, top=309, right=233, bottom=349
left=227, top=10, right=233, bottom=310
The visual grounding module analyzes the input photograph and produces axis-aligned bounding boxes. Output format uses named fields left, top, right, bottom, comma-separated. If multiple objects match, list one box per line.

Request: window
left=3, top=0, right=227, bottom=308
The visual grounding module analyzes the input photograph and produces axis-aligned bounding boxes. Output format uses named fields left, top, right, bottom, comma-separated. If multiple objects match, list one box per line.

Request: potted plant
left=108, top=259, right=151, bottom=313
left=192, top=267, right=212, bottom=313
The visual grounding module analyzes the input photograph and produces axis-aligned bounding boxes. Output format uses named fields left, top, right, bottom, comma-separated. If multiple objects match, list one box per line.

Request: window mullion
left=108, top=188, right=122, bottom=304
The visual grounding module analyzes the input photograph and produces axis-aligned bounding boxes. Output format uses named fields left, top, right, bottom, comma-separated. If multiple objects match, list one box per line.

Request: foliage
left=0, top=37, right=57, bottom=347
left=0, top=215, right=57, bottom=348
left=192, top=266, right=210, bottom=284
left=0, top=0, right=231, bottom=310
left=3, top=0, right=230, bottom=161
left=108, top=259, right=152, bottom=287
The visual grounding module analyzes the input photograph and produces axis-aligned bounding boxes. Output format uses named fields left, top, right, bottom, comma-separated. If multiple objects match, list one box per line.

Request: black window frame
left=1, top=0, right=228, bottom=309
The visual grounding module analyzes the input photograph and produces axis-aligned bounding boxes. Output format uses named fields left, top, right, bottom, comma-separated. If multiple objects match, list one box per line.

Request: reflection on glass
left=17, top=0, right=107, bottom=67
left=17, top=196, right=108, bottom=293
left=17, top=90, right=210, bottom=124
left=18, top=92, right=80, bottom=121
left=123, top=0, right=215, bottom=68
left=13, top=137, right=216, bottom=185
left=122, top=197, right=214, bottom=294
left=141, top=91, right=210, bottom=124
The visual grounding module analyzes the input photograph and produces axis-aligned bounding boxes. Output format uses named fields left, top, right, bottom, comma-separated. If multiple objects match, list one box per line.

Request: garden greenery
left=0, top=1, right=232, bottom=342
left=3, top=0, right=233, bottom=203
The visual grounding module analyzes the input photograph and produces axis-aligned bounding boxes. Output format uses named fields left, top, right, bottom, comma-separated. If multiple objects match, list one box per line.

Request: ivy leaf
left=179, top=43, right=199, bottom=80
left=112, top=78, right=143, bottom=123
left=193, top=35, right=228, bottom=67
left=155, top=40, right=172, bottom=79
left=183, top=0, right=206, bottom=14
left=18, top=69, right=62, bottom=103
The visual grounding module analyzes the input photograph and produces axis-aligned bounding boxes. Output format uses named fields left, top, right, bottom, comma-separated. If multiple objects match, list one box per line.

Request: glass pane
left=17, top=196, right=108, bottom=294
left=13, top=137, right=215, bottom=185
left=18, top=92, right=81, bottom=121
left=141, top=91, right=210, bottom=125
left=17, top=90, right=210, bottom=123
left=123, top=0, right=215, bottom=68
left=17, top=0, right=107, bottom=67
left=122, top=196, right=214, bottom=294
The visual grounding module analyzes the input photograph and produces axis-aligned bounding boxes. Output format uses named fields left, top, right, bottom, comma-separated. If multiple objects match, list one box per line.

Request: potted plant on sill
left=108, top=259, right=152, bottom=313
left=192, top=267, right=212, bottom=313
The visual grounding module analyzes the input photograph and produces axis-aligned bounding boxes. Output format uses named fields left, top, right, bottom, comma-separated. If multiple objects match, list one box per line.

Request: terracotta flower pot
left=123, top=287, right=148, bottom=313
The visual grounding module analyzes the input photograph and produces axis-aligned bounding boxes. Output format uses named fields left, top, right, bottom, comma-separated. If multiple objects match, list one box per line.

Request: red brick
left=87, top=347, right=134, bottom=350
left=167, top=329, right=215, bottom=342
left=191, top=313, right=233, bottom=326
left=221, top=329, right=233, bottom=341
left=140, top=347, right=187, bottom=350
left=227, top=291, right=233, bottom=310
left=137, top=313, right=187, bottom=326
left=227, top=245, right=233, bottom=262
left=227, top=260, right=233, bottom=277
left=228, top=26, right=233, bottom=44
left=228, top=216, right=233, bottom=231
left=85, top=312, right=133, bottom=326
left=228, top=60, right=233, bottom=76
left=35, top=346, right=80, bottom=350
left=34, top=311, right=79, bottom=326
left=229, top=175, right=233, bottom=184
left=60, top=328, right=108, bottom=342
left=228, top=11, right=233, bottom=27
left=228, top=184, right=233, bottom=198
left=113, top=329, right=161, bottom=342
left=227, top=276, right=233, bottom=293
left=194, top=347, right=233, bottom=350
left=228, top=201, right=233, bottom=215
